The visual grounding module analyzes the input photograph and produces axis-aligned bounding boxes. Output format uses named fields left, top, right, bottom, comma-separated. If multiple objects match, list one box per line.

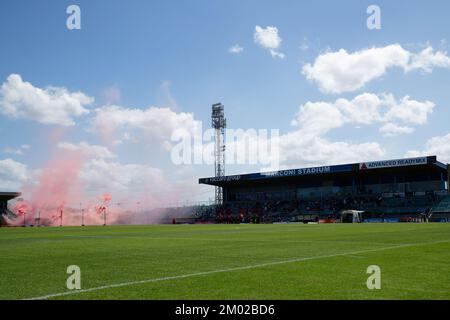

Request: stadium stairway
left=0, top=206, right=16, bottom=226
left=5, top=207, right=16, bottom=218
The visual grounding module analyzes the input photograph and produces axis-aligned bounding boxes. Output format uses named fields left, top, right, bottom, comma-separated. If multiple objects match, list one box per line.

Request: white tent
left=340, top=210, right=364, bottom=223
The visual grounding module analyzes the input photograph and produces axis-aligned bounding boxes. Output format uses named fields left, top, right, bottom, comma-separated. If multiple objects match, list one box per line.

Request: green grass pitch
left=1, top=223, right=449, bottom=300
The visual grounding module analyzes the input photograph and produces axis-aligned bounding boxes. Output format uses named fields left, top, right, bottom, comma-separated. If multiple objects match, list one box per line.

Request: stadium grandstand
left=0, top=192, right=20, bottom=226
left=199, top=156, right=450, bottom=224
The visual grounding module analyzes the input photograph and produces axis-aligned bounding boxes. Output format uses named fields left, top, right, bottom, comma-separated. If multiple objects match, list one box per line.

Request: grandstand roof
left=199, top=155, right=447, bottom=187
left=0, top=192, right=21, bottom=201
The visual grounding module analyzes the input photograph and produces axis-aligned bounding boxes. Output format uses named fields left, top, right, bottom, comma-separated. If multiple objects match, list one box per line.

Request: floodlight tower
left=212, top=103, right=226, bottom=205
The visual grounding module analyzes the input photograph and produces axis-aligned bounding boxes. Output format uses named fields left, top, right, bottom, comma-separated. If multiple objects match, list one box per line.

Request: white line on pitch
left=24, top=239, right=450, bottom=300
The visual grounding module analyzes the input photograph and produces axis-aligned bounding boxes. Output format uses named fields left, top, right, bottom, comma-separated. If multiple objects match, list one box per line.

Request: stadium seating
left=189, top=192, right=450, bottom=224
left=432, top=195, right=450, bottom=213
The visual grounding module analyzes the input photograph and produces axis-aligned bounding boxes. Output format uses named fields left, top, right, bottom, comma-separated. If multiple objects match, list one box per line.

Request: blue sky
left=1, top=0, right=450, bottom=205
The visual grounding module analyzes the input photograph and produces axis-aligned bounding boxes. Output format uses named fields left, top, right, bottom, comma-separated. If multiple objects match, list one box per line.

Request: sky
left=1, top=0, right=450, bottom=209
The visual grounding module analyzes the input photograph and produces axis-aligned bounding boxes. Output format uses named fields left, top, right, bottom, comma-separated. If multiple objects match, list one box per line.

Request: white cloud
left=302, top=44, right=450, bottom=94
left=0, top=74, right=93, bottom=126
left=92, top=105, right=201, bottom=146
left=0, top=158, right=28, bottom=191
left=269, top=50, right=285, bottom=59
left=57, top=142, right=115, bottom=159
left=291, top=93, right=433, bottom=137
left=278, top=132, right=384, bottom=167
left=383, top=95, right=434, bottom=125
left=273, top=93, right=403, bottom=167
left=2, top=144, right=30, bottom=156
left=79, top=158, right=165, bottom=195
left=302, top=45, right=409, bottom=94
left=279, top=91, right=435, bottom=168
left=335, top=93, right=383, bottom=125
left=254, top=26, right=281, bottom=49
left=406, top=133, right=450, bottom=164
left=254, top=25, right=285, bottom=59
left=406, top=46, right=450, bottom=72
left=228, top=44, right=243, bottom=54
left=291, top=101, right=345, bottom=136
left=379, top=123, right=414, bottom=137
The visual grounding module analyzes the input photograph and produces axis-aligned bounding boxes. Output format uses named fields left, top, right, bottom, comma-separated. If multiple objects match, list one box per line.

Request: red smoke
left=9, top=132, right=120, bottom=226
left=102, top=193, right=112, bottom=203
left=7, top=124, right=187, bottom=226
left=13, top=202, right=30, bottom=215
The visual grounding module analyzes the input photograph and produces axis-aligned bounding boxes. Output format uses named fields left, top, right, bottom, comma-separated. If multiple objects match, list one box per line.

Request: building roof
left=0, top=192, right=21, bottom=201
left=199, top=155, right=447, bottom=187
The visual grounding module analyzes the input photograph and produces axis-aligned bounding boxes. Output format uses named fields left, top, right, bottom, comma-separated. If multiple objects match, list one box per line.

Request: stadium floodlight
left=212, top=103, right=226, bottom=205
